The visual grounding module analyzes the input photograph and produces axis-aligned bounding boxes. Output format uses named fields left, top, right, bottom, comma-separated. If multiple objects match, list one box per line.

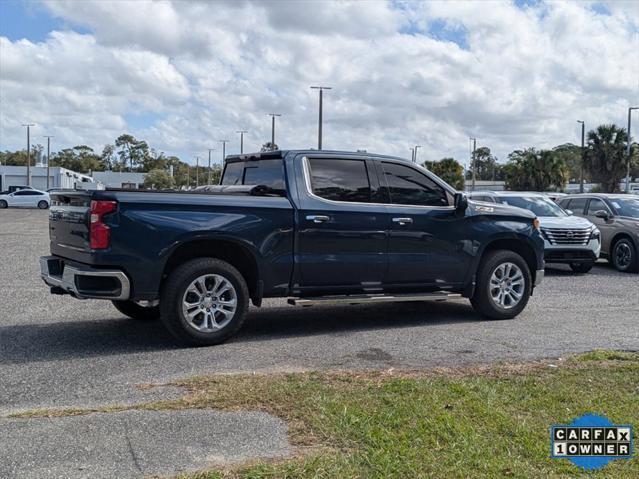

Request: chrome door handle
left=392, top=217, right=413, bottom=225
left=306, top=215, right=330, bottom=223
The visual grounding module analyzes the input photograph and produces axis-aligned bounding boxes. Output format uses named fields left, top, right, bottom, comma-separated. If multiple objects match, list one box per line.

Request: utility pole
left=470, top=137, right=477, bottom=192
left=626, top=107, right=638, bottom=193
left=236, top=130, right=248, bottom=154
left=310, top=86, right=331, bottom=150
left=577, top=120, right=585, bottom=193
left=22, top=123, right=35, bottom=186
left=43, top=135, right=53, bottom=190
left=413, top=145, right=421, bottom=164
left=267, top=113, right=281, bottom=147
left=208, top=148, right=215, bottom=185
left=219, top=139, right=229, bottom=164
left=195, top=156, right=199, bottom=187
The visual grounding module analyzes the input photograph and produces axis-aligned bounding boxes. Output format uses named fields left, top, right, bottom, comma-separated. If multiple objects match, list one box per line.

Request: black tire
left=471, top=250, right=532, bottom=320
left=569, top=262, right=593, bottom=274
left=611, top=238, right=639, bottom=273
left=0, top=200, right=7, bottom=208
left=112, top=300, right=160, bottom=320
left=37, top=200, right=49, bottom=209
left=159, top=258, right=249, bottom=346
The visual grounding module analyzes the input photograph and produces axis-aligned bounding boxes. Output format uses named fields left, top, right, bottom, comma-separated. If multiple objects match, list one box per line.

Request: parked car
left=40, top=150, right=545, bottom=346
left=0, top=185, right=34, bottom=195
left=557, top=194, right=639, bottom=273
left=0, top=189, right=50, bottom=209
left=469, top=191, right=600, bottom=273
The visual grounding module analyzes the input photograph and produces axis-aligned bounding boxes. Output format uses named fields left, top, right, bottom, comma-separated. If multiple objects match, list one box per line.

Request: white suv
left=469, top=192, right=601, bottom=273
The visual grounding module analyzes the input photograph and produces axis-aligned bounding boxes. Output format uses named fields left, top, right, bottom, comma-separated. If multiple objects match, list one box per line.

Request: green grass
left=10, top=351, right=638, bottom=478
left=172, top=352, right=639, bottom=478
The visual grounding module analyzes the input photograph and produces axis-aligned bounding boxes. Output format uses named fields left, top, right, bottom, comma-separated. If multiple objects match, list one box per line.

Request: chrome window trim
left=302, top=156, right=455, bottom=210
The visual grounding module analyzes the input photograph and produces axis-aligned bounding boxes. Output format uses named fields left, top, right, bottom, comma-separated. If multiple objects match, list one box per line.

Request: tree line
left=0, top=134, right=221, bottom=189
left=1, top=125, right=637, bottom=192
left=424, top=124, right=638, bottom=193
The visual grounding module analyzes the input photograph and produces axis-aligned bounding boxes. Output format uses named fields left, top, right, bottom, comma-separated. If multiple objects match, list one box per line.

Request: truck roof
left=225, top=149, right=408, bottom=163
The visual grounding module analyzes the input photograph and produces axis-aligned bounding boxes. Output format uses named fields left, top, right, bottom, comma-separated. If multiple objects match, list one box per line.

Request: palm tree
left=585, top=124, right=628, bottom=193
left=504, top=148, right=568, bottom=191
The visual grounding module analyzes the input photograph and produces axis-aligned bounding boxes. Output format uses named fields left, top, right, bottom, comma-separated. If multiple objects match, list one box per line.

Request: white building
left=91, top=171, right=146, bottom=189
left=0, top=165, right=94, bottom=191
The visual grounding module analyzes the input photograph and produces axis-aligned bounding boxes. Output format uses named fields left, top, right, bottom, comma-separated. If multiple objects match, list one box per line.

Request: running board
left=287, top=292, right=463, bottom=307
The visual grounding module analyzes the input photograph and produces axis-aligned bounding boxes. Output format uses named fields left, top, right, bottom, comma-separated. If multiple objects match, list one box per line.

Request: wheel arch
left=160, top=237, right=263, bottom=305
left=478, top=237, right=540, bottom=285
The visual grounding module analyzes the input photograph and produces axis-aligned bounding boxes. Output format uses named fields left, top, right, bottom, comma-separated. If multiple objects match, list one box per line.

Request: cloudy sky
left=1, top=0, right=638, bottom=167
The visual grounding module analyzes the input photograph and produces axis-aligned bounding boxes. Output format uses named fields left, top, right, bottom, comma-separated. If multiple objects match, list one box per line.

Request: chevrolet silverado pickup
left=41, top=150, right=545, bottom=346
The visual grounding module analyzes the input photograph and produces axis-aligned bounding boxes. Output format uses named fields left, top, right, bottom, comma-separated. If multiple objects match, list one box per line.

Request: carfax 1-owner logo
left=551, top=414, right=634, bottom=470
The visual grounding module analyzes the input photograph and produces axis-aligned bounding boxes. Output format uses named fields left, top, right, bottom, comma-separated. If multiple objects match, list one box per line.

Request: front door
left=377, top=160, right=468, bottom=288
left=295, top=156, right=388, bottom=294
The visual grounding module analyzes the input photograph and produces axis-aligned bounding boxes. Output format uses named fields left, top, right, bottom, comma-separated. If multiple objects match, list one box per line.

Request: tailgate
left=49, top=191, right=93, bottom=253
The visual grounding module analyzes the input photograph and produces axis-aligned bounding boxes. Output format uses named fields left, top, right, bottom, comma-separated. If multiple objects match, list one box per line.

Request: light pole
left=410, top=148, right=415, bottom=162
left=208, top=148, right=215, bottom=185
left=413, top=145, right=421, bottom=164
left=626, top=107, right=638, bottom=193
left=195, top=156, right=200, bottom=187
left=470, top=137, right=477, bottom=192
left=219, top=139, right=229, bottom=164
left=310, top=86, right=331, bottom=150
left=22, top=123, right=35, bottom=186
left=43, top=135, right=53, bottom=189
left=267, top=113, right=281, bottom=148
left=236, top=130, right=248, bottom=154
left=577, top=121, right=585, bottom=193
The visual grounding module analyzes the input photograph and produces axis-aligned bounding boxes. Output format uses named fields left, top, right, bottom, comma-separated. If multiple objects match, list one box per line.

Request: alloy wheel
left=181, top=274, right=237, bottom=332
left=489, top=262, right=525, bottom=309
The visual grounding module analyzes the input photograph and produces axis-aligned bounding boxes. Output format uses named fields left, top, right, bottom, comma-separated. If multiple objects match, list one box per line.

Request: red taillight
left=90, top=200, right=117, bottom=250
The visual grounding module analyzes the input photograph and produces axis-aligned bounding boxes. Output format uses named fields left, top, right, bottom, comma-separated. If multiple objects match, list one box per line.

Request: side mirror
left=454, top=192, right=468, bottom=215
left=594, top=210, right=610, bottom=220
left=565, top=209, right=573, bottom=216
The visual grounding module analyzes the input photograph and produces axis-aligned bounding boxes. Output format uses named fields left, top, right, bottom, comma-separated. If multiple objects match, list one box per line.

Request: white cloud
left=0, top=0, right=637, bottom=166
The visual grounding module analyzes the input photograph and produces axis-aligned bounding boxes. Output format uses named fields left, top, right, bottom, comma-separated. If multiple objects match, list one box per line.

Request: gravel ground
left=1, top=208, right=637, bottom=476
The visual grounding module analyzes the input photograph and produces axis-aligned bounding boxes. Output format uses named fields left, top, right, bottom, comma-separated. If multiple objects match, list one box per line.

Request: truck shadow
left=0, top=301, right=478, bottom=364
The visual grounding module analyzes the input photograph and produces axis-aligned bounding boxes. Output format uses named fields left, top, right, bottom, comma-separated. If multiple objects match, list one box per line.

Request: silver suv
left=470, top=192, right=600, bottom=273
left=557, top=194, right=639, bottom=273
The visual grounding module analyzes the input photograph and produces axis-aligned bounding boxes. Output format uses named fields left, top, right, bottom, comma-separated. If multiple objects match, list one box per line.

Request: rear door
left=294, top=155, right=388, bottom=293
left=377, top=160, right=467, bottom=288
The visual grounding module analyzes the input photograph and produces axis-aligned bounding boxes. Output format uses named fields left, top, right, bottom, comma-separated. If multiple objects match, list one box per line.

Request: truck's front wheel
left=159, top=258, right=249, bottom=346
left=471, top=250, right=532, bottom=320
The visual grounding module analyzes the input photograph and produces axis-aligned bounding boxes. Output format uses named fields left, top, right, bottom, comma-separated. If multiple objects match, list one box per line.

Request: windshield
left=498, top=196, right=567, bottom=217
left=609, top=198, right=639, bottom=218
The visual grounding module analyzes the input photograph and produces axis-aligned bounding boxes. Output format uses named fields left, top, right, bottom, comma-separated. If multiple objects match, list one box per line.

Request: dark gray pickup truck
left=41, top=150, right=545, bottom=346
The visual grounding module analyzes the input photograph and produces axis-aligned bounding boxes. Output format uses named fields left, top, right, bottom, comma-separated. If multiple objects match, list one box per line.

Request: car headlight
left=590, top=227, right=600, bottom=241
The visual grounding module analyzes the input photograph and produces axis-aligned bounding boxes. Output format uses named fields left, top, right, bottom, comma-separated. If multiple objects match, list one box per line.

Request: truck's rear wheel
left=112, top=300, right=160, bottom=320
left=159, top=258, right=249, bottom=346
left=471, top=250, right=532, bottom=320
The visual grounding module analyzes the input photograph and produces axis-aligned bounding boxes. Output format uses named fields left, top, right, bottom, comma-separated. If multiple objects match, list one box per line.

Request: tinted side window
left=308, top=158, right=372, bottom=203
left=381, top=162, right=448, bottom=207
left=587, top=198, right=608, bottom=215
left=567, top=197, right=587, bottom=214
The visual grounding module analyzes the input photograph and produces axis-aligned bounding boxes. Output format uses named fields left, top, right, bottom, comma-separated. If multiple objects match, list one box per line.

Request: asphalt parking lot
left=1, top=208, right=638, bottom=477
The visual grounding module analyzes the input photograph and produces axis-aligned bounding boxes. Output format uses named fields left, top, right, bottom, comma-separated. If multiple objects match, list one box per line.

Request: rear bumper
left=40, top=256, right=130, bottom=300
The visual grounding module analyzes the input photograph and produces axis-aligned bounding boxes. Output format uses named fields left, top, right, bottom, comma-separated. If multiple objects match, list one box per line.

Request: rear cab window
left=221, top=158, right=285, bottom=191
